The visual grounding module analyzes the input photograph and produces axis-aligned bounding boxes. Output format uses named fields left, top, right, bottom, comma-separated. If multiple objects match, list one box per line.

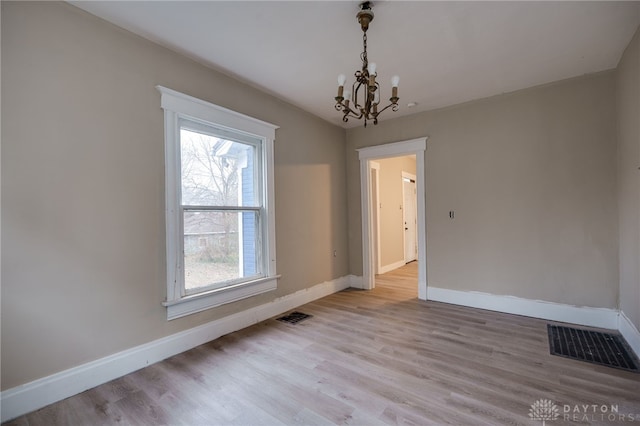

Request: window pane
left=183, top=210, right=261, bottom=292
left=180, top=128, right=257, bottom=207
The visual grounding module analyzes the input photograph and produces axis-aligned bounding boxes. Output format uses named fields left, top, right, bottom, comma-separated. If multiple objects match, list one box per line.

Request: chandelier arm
left=344, top=109, right=363, bottom=122
left=335, top=100, right=363, bottom=120
left=337, top=105, right=353, bottom=122
left=346, top=108, right=364, bottom=119
left=373, top=81, right=381, bottom=106
left=365, top=85, right=376, bottom=116
left=353, top=79, right=365, bottom=112
left=373, top=101, right=400, bottom=116
left=352, top=80, right=358, bottom=108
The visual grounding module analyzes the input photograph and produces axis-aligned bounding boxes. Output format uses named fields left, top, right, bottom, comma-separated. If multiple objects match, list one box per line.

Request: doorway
left=371, top=157, right=416, bottom=274
left=357, top=137, right=428, bottom=300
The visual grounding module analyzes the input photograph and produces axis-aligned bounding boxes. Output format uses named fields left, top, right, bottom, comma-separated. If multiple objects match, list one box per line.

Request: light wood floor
left=6, top=262, right=640, bottom=425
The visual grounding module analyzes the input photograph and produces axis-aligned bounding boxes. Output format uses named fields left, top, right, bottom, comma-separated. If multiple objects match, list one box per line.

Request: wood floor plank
left=5, top=262, right=640, bottom=425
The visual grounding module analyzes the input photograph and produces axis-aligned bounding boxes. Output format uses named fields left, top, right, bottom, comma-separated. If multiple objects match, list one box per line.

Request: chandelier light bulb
left=344, top=90, right=352, bottom=102
left=391, top=75, right=400, bottom=87
left=367, top=62, right=377, bottom=75
left=338, top=74, right=346, bottom=86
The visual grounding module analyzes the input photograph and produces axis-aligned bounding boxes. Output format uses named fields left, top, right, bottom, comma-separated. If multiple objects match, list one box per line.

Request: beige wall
left=347, top=72, right=619, bottom=309
left=376, top=156, right=416, bottom=267
left=617, top=26, right=640, bottom=331
left=1, top=2, right=348, bottom=390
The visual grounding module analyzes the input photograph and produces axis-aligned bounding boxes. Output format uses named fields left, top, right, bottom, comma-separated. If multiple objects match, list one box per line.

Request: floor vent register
left=277, top=311, right=313, bottom=325
left=548, top=324, right=639, bottom=372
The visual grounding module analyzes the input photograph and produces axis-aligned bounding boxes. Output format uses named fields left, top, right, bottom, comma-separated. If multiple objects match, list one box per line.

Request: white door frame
left=370, top=161, right=381, bottom=275
left=357, top=137, right=428, bottom=300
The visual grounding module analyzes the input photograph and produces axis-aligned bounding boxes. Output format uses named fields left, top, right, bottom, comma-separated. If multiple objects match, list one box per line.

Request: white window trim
left=157, top=86, right=279, bottom=320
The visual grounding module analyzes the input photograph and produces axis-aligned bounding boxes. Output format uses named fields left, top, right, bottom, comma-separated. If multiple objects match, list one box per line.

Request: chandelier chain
left=361, top=32, right=368, bottom=68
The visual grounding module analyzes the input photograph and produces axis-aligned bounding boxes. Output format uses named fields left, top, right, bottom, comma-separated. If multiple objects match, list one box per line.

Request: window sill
left=163, top=275, right=280, bottom=320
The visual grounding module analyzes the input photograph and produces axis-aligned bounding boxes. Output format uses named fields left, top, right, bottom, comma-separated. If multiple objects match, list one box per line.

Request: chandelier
left=335, top=1, right=399, bottom=127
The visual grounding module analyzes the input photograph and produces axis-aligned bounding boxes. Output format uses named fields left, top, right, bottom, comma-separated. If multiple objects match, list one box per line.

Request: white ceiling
left=71, top=1, right=640, bottom=128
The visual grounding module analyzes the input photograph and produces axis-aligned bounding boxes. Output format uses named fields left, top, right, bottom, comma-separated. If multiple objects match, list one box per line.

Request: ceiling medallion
left=334, top=1, right=399, bottom=127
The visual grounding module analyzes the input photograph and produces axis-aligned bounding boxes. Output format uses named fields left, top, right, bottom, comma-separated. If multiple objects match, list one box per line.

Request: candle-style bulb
left=391, top=75, right=400, bottom=87
left=338, top=74, right=346, bottom=86
left=367, top=62, right=377, bottom=75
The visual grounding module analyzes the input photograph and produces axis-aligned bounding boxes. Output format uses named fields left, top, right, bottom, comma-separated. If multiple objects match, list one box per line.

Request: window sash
left=179, top=123, right=263, bottom=209
left=181, top=206, right=265, bottom=296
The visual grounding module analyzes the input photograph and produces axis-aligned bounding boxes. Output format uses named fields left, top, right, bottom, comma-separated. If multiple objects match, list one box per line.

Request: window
left=157, top=86, right=279, bottom=320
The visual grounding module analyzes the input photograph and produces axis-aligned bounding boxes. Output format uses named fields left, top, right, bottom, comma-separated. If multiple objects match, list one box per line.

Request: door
left=403, top=175, right=417, bottom=263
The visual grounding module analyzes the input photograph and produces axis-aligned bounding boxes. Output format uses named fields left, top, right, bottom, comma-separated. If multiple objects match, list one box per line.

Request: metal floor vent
left=277, top=311, right=312, bottom=325
left=548, top=324, right=639, bottom=372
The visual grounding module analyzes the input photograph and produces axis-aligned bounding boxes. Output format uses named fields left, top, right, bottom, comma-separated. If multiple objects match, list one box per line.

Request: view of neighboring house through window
left=180, top=122, right=261, bottom=292
left=158, top=86, right=278, bottom=320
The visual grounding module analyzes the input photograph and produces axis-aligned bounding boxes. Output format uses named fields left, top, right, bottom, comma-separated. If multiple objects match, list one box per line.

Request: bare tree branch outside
left=180, top=129, right=252, bottom=291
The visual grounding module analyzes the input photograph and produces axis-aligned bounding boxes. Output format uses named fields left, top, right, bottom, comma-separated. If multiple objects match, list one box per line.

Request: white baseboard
left=348, top=274, right=365, bottom=289
left=619, top=310, right=640, bottom=359
left=426, top=287, right=619, bottom=330
left=378, top=260, right=406, bottom=275
left=0, top=275, right=352, bottom=422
